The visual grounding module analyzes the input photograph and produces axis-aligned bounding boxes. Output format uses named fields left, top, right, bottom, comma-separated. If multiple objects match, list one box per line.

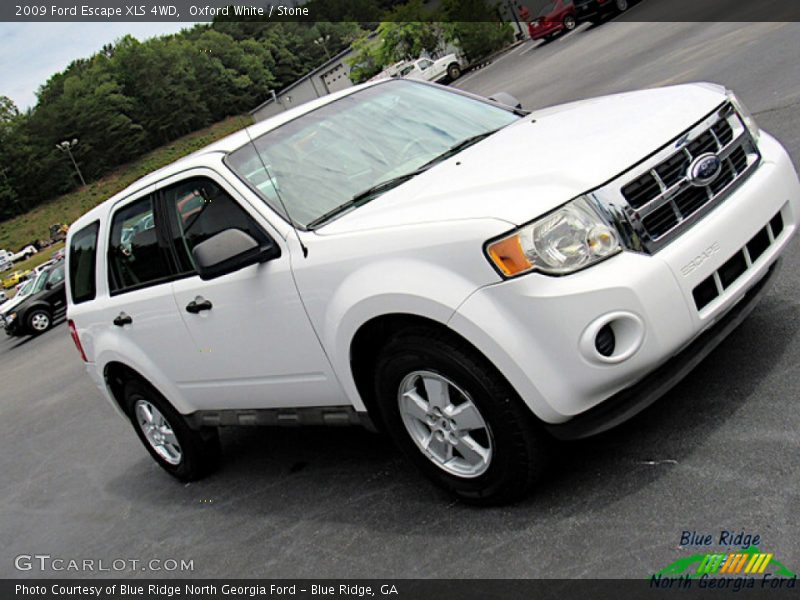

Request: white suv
left=66, top=79, right=799, bottom=504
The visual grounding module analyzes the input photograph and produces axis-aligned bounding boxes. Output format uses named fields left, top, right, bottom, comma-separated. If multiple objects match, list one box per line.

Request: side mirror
left=44, top=282, right=52, bottom=290
left=192, top=228, right=281, bottom=281
left=488, top=92, right=523, bottom=110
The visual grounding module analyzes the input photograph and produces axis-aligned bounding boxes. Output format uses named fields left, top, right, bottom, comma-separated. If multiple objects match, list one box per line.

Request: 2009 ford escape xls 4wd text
left=66, top=79, right=799, bottom=504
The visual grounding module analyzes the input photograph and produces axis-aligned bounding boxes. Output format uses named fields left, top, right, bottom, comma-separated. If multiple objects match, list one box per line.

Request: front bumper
left=545, top=259, right=780, bottom=439
left=3, top=316, right=20, bottom=336
left=449, top=132, right=799, bottom=427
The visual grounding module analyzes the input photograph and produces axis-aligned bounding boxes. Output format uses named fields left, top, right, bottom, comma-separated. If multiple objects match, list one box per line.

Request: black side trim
left=546, top=259, right=781, bottom=441
left=185, top=405, right=368, bottom=429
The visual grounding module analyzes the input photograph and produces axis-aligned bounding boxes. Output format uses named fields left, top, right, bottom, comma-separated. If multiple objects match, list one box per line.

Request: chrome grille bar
left=588, top=103, right=761, bottom=254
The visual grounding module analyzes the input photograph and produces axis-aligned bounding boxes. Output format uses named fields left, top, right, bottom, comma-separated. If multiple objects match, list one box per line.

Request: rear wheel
left=374, top=328, right=551, bottom=505
left=564, top=15, right=577, bottom=30
left=616, top=0, right=628, bottom=11
left=447, top=63, right=462, bottom=81
left=27, top=309, right=51, bottom=335
left=124, top=379, right=220, bottom=481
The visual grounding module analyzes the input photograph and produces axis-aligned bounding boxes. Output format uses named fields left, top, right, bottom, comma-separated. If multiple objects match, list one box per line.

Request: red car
left=528, top=0, right=578, bottom=41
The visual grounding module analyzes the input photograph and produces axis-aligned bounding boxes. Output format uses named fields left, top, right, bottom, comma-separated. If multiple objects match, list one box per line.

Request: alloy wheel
left=30, top=312, right=50, bottom=331
left=135, top=399, right=183, bottom=465
left=397, top=370, right=493, bottom=478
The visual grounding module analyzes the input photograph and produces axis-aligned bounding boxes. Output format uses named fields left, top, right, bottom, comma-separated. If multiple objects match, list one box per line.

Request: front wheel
left=27, top=309, right=51, bottom=335
left=616, top=0, right=629, bottom=11
left=374, top=329, right=551, bottom=505
left=124, top=379, right=220, bottom=481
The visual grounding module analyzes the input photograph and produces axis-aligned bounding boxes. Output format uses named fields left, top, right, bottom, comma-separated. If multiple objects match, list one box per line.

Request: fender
left=320, top=258, right=493, bottom=412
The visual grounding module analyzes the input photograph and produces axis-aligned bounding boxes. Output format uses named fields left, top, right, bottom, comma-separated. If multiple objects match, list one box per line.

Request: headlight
left=726, top=90, right=760, bottom=141
left=6, top=313, right=16, bottom=323
left=486, top=195, right=621, bottom=277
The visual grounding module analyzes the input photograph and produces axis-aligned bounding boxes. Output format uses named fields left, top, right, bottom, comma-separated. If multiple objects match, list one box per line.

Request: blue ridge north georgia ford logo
left=688, top=153, right=723, bottom=186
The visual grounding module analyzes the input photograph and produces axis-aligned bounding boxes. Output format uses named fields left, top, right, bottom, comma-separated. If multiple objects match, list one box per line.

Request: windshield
left=31, top=268, right=52, bottom=294
left=227, top=80, right=519, bottom=228
left=17, top=278, right=35, bottom=297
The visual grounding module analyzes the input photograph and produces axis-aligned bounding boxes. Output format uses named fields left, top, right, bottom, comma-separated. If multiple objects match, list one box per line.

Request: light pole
left=314, top=35, right=332, bottom=61
left=56, top=139, right=86, bottom=186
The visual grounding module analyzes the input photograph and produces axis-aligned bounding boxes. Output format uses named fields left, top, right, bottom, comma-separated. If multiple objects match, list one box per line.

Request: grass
left=0, top=115, right=252, bottom=253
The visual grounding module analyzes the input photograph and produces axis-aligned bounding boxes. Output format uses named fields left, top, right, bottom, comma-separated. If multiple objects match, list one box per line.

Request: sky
left=0, top=23, right=198, bottom=110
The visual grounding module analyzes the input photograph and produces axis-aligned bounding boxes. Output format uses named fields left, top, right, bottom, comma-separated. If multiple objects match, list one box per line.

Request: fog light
left=594, top=324, right=616, bottom=357
left=579, top=311, right=645, bottom=364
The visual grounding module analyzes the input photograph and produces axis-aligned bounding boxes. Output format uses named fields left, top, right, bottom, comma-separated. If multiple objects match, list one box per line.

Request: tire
left=564, top=15, right=577, bottom=30
left=373, top=328, right=551, bottom=505
left=615, top=0, right=628, bottom=11
left=27, top=309, right=51, bottom=335
left=124, top=379, right=220, bottom=481
left=447, top=63, right=462, bottom=81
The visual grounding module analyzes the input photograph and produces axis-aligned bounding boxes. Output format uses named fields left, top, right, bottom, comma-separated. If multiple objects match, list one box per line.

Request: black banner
left=3, top=0, right=800, bottom=23
left=4, top=579, right=800, bottom=600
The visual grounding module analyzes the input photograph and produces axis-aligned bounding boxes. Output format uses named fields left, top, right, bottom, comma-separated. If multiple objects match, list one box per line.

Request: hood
left=318, top=83, right=727, bottom=235
left=0, top=292, right=29, bottom=316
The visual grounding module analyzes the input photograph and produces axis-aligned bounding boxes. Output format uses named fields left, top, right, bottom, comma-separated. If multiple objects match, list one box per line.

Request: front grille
left=692, top=207, right=785, bottom=311
left=605, top=104, right=761, bottom=254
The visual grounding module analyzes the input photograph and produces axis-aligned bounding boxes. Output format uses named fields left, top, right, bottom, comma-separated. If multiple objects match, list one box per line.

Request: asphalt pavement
left=1, top=21, right=799, bottom=579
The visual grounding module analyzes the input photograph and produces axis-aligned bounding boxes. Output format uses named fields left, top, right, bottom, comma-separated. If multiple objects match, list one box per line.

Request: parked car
left=0, top=290, right=6, bottom=304
left=51, top=248, right=66, bottom=261
left=573, top=0, right=631, bottom=22
left=2, top=269, right=31, bottom=289
left=0, top=275, right=39, bottom=328
left=528, top=0, right=578, bottom=41
left=66, top=79, right=798, bottom=504
left=4, top=261, right=66, bottom=336
left=9, top=244, right=38, bottom=263
left=398, top=54, right=465, bottom=83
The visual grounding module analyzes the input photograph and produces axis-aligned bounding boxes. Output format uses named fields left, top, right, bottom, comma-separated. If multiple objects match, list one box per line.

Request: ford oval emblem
left=687, top=153, right=722, bottom=187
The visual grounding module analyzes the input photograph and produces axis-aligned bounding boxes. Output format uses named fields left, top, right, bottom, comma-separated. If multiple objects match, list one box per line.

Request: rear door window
left=108, top=196, right=172, bottom=294
left=68, top=222, right=99, bottom=304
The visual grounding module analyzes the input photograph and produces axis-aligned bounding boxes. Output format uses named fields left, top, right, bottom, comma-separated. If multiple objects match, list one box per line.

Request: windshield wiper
left=307, top=129, right=501, bottom=229
left=418, top=128, right=501, bottom=170
left=307, top=169, right=426, bottom=229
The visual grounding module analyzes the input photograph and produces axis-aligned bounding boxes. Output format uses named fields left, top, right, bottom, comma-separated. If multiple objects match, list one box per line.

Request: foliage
left=375, top=1, right=448, bottom=62
left=0, top=116, right=247, bottom=252
left=0, top=0, right=515, bottom=226
left=442, top=0, right=515, bottom=63
left=0, top=21, right=362, bottom=224
left=348, top=0, right=514, bottom=83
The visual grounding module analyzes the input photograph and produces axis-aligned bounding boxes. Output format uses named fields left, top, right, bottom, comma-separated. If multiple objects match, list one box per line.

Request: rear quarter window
left=69, top=222, right=99, bottom=304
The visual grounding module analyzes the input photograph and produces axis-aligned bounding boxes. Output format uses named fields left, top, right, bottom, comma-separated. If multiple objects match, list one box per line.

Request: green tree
left=442, top=0, right=515, bottom=62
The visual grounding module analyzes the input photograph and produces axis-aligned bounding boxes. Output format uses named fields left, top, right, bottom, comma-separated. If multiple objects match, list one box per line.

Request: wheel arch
left=19, top=302, right=53, bottom=328
left=103, top=361, right=172, bottom=418
left=349, top=313, right=520, bottom=431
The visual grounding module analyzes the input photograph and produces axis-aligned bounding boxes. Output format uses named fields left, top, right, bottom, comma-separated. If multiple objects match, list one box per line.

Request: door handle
left=186, top=296, right=213, bottom=314
left=113, top=312, right=132, bottom=327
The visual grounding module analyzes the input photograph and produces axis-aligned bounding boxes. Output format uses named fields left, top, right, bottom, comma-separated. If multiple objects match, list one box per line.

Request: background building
left=250, top=47, right=357, bottom=122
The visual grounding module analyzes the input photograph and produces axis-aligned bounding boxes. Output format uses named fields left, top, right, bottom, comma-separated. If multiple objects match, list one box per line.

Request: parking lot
left=2, top=21, right=799, bottom=579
